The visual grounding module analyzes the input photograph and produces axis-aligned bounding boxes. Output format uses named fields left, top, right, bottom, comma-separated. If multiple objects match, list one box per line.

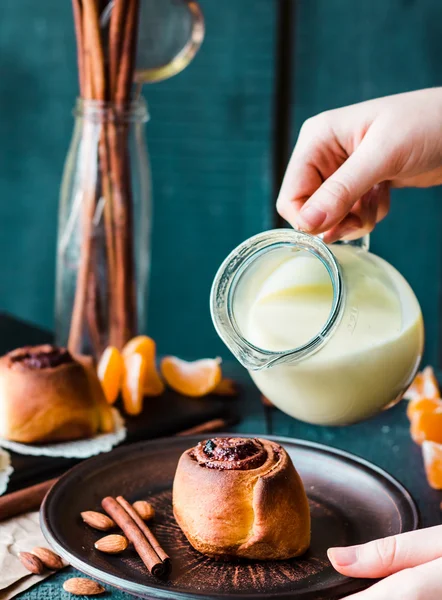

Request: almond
left=63, top=578, right=105, bottom=596
left=94, top=534, right=128, bottom=554
left=32, top=547, right=64, bottom=570
left=132, top=500, right=155, bottom=521
left=18, top=551, right=44, bottom=575
left=81, top=510, right=115, bottom=531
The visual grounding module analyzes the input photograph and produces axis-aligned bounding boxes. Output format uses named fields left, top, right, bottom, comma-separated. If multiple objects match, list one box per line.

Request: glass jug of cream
left=211, top=230, right=424, bottom=425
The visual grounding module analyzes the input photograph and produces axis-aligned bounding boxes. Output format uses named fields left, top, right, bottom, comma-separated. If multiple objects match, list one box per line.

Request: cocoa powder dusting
left=142, top=488, right=328, bottom=592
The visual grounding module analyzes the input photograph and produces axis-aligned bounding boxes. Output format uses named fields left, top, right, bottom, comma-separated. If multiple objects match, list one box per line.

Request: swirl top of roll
left=8, top=345, right=74, bottom=370
left=191, top=437, right=269, bottom=470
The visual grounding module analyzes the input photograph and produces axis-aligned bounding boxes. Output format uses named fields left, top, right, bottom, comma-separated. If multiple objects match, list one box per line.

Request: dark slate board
left=0, top=313, right=237, bottom=492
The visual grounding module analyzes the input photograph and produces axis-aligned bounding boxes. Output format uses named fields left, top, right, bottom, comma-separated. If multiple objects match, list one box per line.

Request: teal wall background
left=0, top=0, right=441, bottom=364
left=294, top=0, right=442, bottom=366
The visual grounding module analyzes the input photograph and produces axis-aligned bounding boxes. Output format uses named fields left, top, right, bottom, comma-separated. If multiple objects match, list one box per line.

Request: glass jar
left=211, top=230, right=424, bottom=425
left=55, top=98, right=151, bottom=357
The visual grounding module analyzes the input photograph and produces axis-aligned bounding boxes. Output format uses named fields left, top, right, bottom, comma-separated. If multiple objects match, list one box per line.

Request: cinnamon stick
left=68, top=0, right=91, bottom=353
left=82, top=0, right=106, bottom=101
left=0, top=478, right=58, bottom=522
left=71, top=0, right=84, bottom=95
left=68, top=0, right=107, bottom=353
left=106, top=0, right=131, bottom=346
left=116, top=495, right=170, bottom=564
left=107, top=0, right=140, bottom=348
left=98, top=131, right=118, bottom=344
left=115, top=0, right=140, bottom=107
left=109, top=0, right=126, bottom=97
left=67, top=165, right=98, bottom=354
left=86, top=266, right=103, bottom=355
left=107, top=120, right=134, bottom=348
left=102, top=496, right=168, bottom=577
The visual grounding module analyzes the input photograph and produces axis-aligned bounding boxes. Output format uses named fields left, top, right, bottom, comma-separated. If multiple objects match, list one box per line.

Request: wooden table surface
left=1, top=315, right=439, bottom=600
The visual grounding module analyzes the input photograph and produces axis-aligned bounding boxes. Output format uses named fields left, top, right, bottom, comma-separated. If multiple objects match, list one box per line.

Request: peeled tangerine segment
left=97, top=346, right=124, bottom=404
left=122, top=353, right=147, bottom=415
left=405, top=366, right=440, bottom=401
left=161, top=357, right=222, bottom=397
left=410, top=407, right=442, bottom=445
left=144, top=363, right=165, bottom=397
left=122, top=335, right=155, bottom=360
left=122, top=335, right=165, bottom=397
left=406, top=397, right=442, bottom=422
left=422, top=441, right=442, bottom=489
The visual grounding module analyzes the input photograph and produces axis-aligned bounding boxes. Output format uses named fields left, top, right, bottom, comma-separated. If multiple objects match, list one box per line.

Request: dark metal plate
left=41, top=435, right=418, bottom=600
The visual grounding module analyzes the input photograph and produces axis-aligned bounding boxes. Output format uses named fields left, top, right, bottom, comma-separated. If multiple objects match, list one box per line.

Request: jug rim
left=210, top=229, right=345, bottom=370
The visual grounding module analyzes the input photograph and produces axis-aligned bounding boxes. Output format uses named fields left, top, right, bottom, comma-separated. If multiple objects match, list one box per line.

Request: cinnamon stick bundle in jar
left=64, top=0, right=143, bottom=357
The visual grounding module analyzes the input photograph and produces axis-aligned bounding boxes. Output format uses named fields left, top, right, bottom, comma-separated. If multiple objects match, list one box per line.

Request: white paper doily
left=0, top=408, right=126, bottom=459
left=0, top=448, right=13, bottom=496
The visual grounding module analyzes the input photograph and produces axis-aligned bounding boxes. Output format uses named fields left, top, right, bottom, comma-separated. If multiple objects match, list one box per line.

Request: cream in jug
left=211, top=230, right=424, bottom=425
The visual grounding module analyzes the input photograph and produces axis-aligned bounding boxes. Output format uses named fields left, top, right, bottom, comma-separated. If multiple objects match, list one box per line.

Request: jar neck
left=73, top=97, right=150, bottom=123
left=210, top=229, right=345, bottom=370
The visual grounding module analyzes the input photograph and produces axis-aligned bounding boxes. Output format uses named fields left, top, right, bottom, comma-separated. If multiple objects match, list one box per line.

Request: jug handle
left=134, top=0, right=205, bottom=84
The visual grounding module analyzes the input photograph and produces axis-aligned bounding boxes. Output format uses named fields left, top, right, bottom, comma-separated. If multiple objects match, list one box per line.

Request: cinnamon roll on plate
left=173, top=437, right=310, bottom=560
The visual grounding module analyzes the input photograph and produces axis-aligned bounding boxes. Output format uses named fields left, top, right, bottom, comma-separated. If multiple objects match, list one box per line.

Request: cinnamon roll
left=173, top=437, right=310, bottom=560
left=0, top=345, right=114, bottom=443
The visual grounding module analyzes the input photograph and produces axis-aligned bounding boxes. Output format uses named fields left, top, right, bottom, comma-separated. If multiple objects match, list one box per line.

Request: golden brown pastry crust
left=173, top=437, right=310, bottom=560
left=0, top=345, right=114, bottom=443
